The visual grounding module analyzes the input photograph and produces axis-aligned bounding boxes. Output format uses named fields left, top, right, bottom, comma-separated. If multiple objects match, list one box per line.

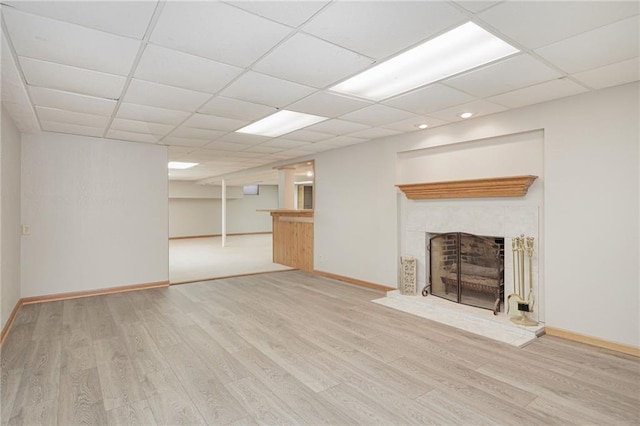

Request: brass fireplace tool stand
left=507, top=234, right=538, bottom=326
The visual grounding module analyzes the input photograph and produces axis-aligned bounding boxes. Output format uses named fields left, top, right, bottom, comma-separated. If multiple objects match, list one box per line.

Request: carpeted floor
left=169, top=234, right=293, bottom=284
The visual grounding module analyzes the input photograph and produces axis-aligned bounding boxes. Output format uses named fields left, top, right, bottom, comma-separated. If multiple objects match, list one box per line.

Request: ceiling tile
left=454, top=1, right=502, bottom=14
left=169, top=127, right=227, bottom=140
left=261, top=139, right=313, bottom=149
left=535, top=17, right=639, bottom=74
left=224, top=151, right=266, bottom=159
left=305, top=119, right=369, bottom=135
left=182, top=114, right=247, bottom=131
left=200, top=141, right=248, bottom=152
left=254, top=32, right=373, bottom=88
left=479, top=1, right=639, bottom=49
left=268, top=149, right=311, bottom=159
left=124, top=79, right=211, bottom=112
left=303, top=1, right=466, bottom=59
left=161, top=136, right=210, bottom=148
left=299, top=141, right=342, bottom=153
left=232, top=1, right=329, bottom=27
left=384, top=84, right=475, bottom=115
left=167, top=146, right=194, bottom=158
left=339, top=104, right=418, bottom=126
left=572, top=58, right=640, bottom=90
left=214, top=132, right=271, bottom=145
left=243, top=145, right=284, bottom=154
left=117, top=103, right=190, bottom=125
left=2, top=103, right=39, bottom=133
left=19, top=57, right=126, bottom=99
left=426, top=99, right=508, bottom=122
left=220, top=71, right=316, bottom=108
left=106, top=129, right=160, bottom=144
left=40, top=121, right=103, bottom=138
left=5, top=1, right=158, bottom=39
left=135, top=44, right=243, bottom=94
left=110, top=118, right=175, bottom=136
left=320, top=135, right=367, bottom=147
left=382, top=116, right=450, bottom=132
left=151, top=2, right=291, bottom=67
left=198, top=97, right=277, bottom=121
left=347, top=127, right=403, bottom=140
left=1, top=34, right=39, bottom=133
left=3, top=8, right=140, bottom=75
left=282, top=129, right=333, bottom=142
left=287, top=91, right=371, bottom=118
left=444, top=54, right=563, bottom=98
left=180, top=150, right=229, bottom=161
left=35, top=106, right=109, bottom=128
left=488, top=79, right=589, bottom=109
left=28, top=86, right=116, bottom=116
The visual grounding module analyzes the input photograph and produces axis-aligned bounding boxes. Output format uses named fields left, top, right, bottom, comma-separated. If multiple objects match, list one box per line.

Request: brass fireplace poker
left=507, top=234, right=538, bottom=326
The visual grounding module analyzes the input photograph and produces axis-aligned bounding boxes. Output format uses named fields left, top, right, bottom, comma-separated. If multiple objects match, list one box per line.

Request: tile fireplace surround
left=395, top=200, right=542, bottom=345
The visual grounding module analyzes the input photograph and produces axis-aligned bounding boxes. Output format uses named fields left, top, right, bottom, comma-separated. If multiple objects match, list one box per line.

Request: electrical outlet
left=21, top=225, right=30, bottom=235
left=517, top=302, right=530, bottom=312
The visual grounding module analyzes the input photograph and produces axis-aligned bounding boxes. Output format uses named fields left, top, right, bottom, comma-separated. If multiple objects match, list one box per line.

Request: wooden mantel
left=396, top=175, right=538, bottom=199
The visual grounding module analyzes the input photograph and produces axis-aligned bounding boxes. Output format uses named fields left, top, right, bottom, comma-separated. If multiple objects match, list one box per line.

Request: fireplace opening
left=426, top=232, right=504, bottom=315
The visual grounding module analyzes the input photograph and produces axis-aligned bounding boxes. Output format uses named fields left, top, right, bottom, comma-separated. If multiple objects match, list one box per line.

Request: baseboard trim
left=169, top=232, right=272, bottom=240
left=312, top=270, right=395, bottom=292
left=545, top=326, right=640, bottom=357
left=21, top=280, right=169, bottom=305
left=171, top=268, right=295, bottom=285
left=0, top=299, right=24, bottom=345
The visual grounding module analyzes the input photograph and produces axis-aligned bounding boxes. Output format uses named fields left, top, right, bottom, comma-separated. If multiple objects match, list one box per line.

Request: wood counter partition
left=264, top=210, right=314, bottom=271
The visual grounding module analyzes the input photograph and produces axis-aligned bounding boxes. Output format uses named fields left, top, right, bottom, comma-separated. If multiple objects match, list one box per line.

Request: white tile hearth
left=372, top=290, right=544, bottom=347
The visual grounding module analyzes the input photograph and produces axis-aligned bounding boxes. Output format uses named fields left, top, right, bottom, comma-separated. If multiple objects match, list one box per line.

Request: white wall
left=227, top=184, right=278, bottom=233
left=169, top=180, right=242, bottom=199
left=168, top=184, right=278, bottom=237
left=314, top=82, right=639, bottom=347
left=1, top=107, right=22, bottom=329
left=169, top=198, right=221, bottom=237
left=21, top=132, right=168, bottom=297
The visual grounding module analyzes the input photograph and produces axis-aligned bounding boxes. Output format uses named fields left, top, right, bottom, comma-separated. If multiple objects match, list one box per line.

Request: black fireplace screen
left=427, top=233, right=504, bottom=315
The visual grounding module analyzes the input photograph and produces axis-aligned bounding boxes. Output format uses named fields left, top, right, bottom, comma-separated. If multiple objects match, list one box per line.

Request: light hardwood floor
left=2, top=270, right=638, bottom=425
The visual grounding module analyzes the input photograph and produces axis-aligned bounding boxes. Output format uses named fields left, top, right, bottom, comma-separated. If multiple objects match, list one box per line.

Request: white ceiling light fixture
left=459, top=112, right=473, bottom=119
left=330, top=22, right=520, bottom=101
left=236, top=110, right=328, bottom=138
left=417, top=123, right=429, bottom=129
left=168, top=161, right=199, bottom=169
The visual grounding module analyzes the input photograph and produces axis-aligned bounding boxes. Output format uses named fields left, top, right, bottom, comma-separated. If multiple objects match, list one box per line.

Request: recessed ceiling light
left=168, top=161, right=199, bottom=170
left=236, top=110, right=328, bottom=138
left=329, top=22, right=519, bottom=101
left=459, top=112, right=473, bottom=119
left=306, top=171, right=314, bottom=177
left=417, top=123, right=429, bottom=129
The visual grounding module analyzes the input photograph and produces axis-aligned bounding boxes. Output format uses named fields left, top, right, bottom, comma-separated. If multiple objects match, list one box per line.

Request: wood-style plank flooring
left=2, top=271, right=639, bottom=425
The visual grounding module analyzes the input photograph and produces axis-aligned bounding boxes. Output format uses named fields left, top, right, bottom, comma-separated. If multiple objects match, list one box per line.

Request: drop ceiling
left=1, top=1, right=638, bottom=185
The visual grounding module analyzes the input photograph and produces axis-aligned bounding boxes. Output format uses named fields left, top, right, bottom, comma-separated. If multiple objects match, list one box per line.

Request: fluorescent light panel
left=330, top=22, right=520, bottom=101
left=168, top=161, right=199, bottom=169
left=236, top=110, right=328, bottom=138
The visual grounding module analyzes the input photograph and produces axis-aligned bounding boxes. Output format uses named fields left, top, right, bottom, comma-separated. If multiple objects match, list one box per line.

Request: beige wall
left=21, top=132, right=169, bottom=297
left=1, top=107, right=22, bottom=329
left=168, top=184, right=278, bottom=237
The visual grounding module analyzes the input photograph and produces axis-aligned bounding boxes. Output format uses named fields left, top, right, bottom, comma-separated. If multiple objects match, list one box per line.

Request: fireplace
left=426, top=232, right=504, bottom=314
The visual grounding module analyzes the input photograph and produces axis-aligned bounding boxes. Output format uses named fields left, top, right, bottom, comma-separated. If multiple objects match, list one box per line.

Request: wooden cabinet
left=267, top=210, right=313, bottom=272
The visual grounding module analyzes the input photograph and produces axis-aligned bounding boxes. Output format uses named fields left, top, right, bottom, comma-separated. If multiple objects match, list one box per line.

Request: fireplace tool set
left=507, top=234, right=538, bottom=326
